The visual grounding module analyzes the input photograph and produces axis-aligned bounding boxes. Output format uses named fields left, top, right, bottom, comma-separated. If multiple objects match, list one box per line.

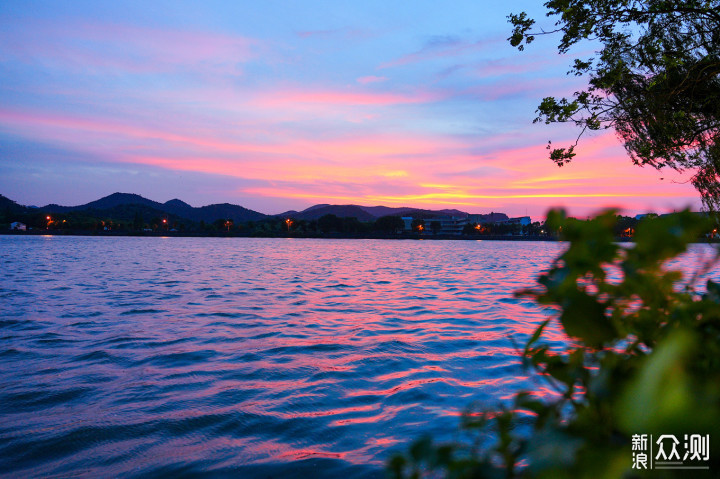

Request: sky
left=0, top=0, right=702, bottom=219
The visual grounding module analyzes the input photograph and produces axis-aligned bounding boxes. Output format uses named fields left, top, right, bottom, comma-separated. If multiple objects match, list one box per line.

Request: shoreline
left=4, top=230, right=717, bottom=243
left=2, top=230, right=557, bottom=241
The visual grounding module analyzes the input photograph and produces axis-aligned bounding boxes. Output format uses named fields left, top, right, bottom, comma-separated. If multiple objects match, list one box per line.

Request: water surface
left=1, top=236, right=715, bottom=477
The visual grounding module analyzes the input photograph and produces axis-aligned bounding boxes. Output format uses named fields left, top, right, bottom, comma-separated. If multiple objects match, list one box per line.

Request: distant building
left=495, top=216, right=531, bottom=226
left=467, top=214, right=483, bottom=224
left=401, top=215, right=468, bottom=234
left=10, top=222, right=26, bottom=231
left=433, top=216, right=468, bottom=235
left=468, top=212, right=509, bottom=224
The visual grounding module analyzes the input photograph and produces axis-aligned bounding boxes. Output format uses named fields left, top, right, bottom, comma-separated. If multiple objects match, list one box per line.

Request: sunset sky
left=0, top=0, right=701, bottom=219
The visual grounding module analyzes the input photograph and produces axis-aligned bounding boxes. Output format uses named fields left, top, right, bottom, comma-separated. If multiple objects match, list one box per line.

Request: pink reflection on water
left=330, top=404, right=415, bottom=427
left=374, top=365, right=449, bottom=382
left=279, top=449, right=347, bottom=460
left=1, top=237, right=583, bottom=472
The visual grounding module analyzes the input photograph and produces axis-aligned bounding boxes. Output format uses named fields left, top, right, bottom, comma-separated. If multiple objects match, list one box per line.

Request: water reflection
left=0, top=236, right=717, bottom=477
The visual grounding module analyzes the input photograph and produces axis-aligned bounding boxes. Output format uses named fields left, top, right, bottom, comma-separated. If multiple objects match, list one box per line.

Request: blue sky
left=0, top=0, right=700, bottom=218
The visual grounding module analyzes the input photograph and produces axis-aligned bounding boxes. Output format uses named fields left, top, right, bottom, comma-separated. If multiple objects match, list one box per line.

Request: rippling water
left=1, top=236, right=716, bottom=477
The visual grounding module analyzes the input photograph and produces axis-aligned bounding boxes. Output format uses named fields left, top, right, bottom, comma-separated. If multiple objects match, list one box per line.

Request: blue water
left=1, top=236, right=716, bottom=477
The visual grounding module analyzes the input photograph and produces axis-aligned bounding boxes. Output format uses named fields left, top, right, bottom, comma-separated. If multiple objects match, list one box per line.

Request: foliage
left=431, top=220, right=443, bottom=235
left=213, top=218, right=233, bottom=232
left=389, top=210, right=720, bottom=478
left=318, top=213, right=343, bottom=233
left=412, top=218, right=426, bottom=232
left=376, top=215, right=406, bottom=233
left=463, top=223, right=480, bottom=235
left=509, top=1, right=720, bottom=209
left=133, top=211, right=144, bottom=230
left=613, top=215, right=639, bottom=237
left=342, top=216, right=364, bottom=233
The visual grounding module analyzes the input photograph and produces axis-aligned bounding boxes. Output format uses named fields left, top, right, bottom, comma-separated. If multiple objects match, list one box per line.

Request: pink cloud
left=253, top=88, right=439, bottom=107
left=0, top=108, right=305, bottom=158
left=0, top=106, right=700, bottom=219
left=0, top=108, right=461, bottom=167
left=459, top=75, right=583, bottom=102
left=378, top=35, right=504, bottom=69
left=471, top=55, right=569, bottom=79
left=128, top=137, right=697, bottom=218
left=356, top=76, right=388, bottom=84
left=0, top=20, right=257, bottom=74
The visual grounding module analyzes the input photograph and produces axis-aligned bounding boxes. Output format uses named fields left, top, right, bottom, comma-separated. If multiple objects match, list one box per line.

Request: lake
left=1, top=236, right=716, bottom=477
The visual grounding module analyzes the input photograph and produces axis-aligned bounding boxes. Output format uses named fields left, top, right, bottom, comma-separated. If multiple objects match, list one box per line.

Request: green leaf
left=559, top=291, right=616, bottom=347
left=704, top=279, right=720, bottom=304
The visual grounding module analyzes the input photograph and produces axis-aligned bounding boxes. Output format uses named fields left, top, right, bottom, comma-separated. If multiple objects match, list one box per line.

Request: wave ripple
left=3, top=236, right=712, bottom=477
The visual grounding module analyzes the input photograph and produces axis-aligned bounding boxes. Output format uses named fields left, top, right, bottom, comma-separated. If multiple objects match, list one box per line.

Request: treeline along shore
left=2, top=192, right=718, bottom=242
left=2, top=228, right=561, bottom=242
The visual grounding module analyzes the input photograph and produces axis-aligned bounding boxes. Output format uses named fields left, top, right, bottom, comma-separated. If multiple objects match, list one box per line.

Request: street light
left=285, top=218, right=292, bottom=232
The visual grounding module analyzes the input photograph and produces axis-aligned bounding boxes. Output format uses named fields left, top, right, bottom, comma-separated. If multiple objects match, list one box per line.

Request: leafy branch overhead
left=509, top=1, right=720, bottom=209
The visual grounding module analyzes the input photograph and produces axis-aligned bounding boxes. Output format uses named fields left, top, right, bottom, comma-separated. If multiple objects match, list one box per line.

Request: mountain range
left=2, top=192, right=508, bottom=223
left=277, top=204, right=471, bottom=221
left=38, top=193, right=268, bottom=223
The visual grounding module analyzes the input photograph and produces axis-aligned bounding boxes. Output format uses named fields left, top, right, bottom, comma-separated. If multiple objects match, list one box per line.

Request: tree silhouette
left=510, top=1, right=720, bottom=209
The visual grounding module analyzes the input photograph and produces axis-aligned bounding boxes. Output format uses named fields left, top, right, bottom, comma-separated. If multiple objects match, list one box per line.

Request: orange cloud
left=0, top=107, right=699, bottom=218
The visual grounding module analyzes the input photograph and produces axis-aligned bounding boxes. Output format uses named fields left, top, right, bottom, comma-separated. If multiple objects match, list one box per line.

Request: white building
left=404, top=216, right=468, bottom=235
left=432, top=216, right=468, bottom=235
left=496, top=216, right=531, bottom=226
left=10, top=222, right=26, bottom=231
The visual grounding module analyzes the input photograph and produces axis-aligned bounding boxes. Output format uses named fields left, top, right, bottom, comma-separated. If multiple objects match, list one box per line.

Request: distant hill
left=278, top=203, right=472, bottom=221
left=85, top=192, right=160, bottom=211
left=358, top=205, right=468, bottom=218
left=161, top=198, right=193, bottom=216
left=41, top=192, right=268, bottom=223
left=78, top=203, right=182, bottom=223
left=43, top=193, right=162, bottom=213
left=2, top=192, right=515, bottom=225
left=0, top=194, right=27, bottom=215
left=279, top=204, right=377, bottom=221
left=189, top=203, right=267, bottom=223
left=303, top=204, right=331, bottom=212
left=473, top=212, right=510, bottom=223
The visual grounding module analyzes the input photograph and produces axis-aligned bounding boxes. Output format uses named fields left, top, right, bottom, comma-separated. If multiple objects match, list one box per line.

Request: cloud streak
left=378, top=34, right=504, bottom=69
left=0, top=20, right=257, bottom=75
left=0, top=2, right=702, bottom=218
